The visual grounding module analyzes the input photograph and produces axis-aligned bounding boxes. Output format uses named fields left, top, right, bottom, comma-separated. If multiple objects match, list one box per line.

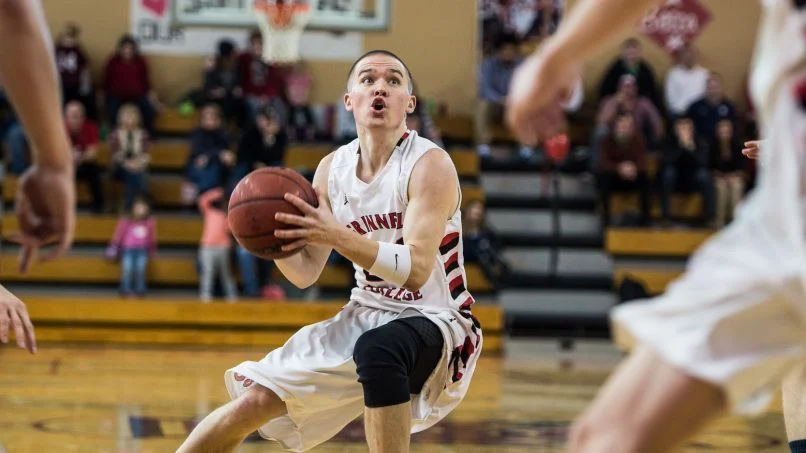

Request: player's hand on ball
left=274, top=188, right=340, bottom=251
left=13, top=165, right=76, bottom=274
left=742, top=140, right=763, bottom=159
left=505, top=49, right=579, bottom=146
left=0, top=285, right=37, bottom=354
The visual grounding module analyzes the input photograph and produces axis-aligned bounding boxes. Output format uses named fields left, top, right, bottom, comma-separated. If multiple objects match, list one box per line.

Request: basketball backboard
left=173, top=0, right=391, bottom=31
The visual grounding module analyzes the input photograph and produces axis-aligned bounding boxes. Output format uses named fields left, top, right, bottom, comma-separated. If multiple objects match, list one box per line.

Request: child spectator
left=709, top=119, right=746, bottom=227
left=55, top=23, right=95, bottom=119
left=203, top=39, right=244, bottom=126
left=285, top=61, right=316, bottom=142
left=186, top=104, right=235, bottom=196
left=108, top=198, right=156, bottom=298
left=230, top=106, right=287, bottom=190
left=102, top=35, right=159, bottom=133
left=198, top=187, right=238, bottom=302
left=108, top=104, right=150, bottom=210
left=66, top=101, right=104, bottom=213
left=462, top=199, right=508, bottom=291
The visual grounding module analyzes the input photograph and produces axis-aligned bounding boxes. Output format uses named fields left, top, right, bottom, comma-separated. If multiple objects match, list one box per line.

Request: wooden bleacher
left=606, top=228, right=713, bottom=257
left=20, top=297, right=504, bottom=351
left=609, top=193, right=704, bottom=220
left=613, top=268, right=682, bottom=295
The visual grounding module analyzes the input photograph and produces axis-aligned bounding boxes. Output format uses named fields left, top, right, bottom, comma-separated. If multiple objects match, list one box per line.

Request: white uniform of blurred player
left=179, top=50, right=481, bottom=453
left=506, top=0, right=806, bottom=451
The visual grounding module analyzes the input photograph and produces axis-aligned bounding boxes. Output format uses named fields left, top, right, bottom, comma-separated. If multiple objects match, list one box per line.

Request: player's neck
left=357, top=124, right=407, bottom=174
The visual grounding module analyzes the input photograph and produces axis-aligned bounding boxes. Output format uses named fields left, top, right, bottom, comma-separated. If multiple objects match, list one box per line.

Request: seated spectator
left=66, top=101, right=104, bottom=213
left=709, top=119, right=746, bottom=227
left=334, top=102, right=357, bottom=145
left=599, top=38, right=661, bottom=109
left=596, top=74, right=664, bottom=150
left=660, top=116, right=715, bottom=225
left=686, top=72, right=738, bottom=141
left=476, top=33, right=534, bottom=160
left=230, top=106, right=287, bottom=190
left=406, top=87, right=443, bottom=147
left=597, top=113, right=651, bottom=226
left=203, top=39, right=244, bottom=127
left=186, top=104, right=234, bottom=196
left=108, top=197, right=156, bottom=298
left=0, top=87, right=29, bottom=175
left=238, top=29, right=286, bottom=124
left=523, top=0, right=561, bottom=42
left=108, top=104, right=150, bottom=211
left=198, top=187, right=238, bottom=302
left=664, top=44, right=708, bottom=119
left=285, top=61, right=316, bottom=142
left=462, top=199, right=508, bottom=291
left=102, top=35, right=159, bottom=133
left=55, top=22, right=96, bottom=120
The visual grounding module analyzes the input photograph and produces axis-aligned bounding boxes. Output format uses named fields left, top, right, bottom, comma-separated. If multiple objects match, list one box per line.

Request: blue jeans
left=120, top=168, right=147, bottom=210
left=188, top=159, right=223, bottom=195
left=5, top=123, right=29, bottom=175
left=660, top=166, right=716, bottom=221
left=236, top=245, right=261, bottom=297
left=120, top=248, right=149, bottom=295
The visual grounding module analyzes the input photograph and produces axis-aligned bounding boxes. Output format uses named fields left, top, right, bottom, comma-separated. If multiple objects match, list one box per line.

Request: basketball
left=228, top=167, right=318, bottom=260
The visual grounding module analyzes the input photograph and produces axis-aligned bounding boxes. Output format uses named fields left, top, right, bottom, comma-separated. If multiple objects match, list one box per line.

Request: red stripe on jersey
left=444, top=252, right=459, bottom=268
left=460, top=296, right=474, bottom=311
left=449, top=274, right=464, bottom=292
left=440, top=232, right=460, bottom=248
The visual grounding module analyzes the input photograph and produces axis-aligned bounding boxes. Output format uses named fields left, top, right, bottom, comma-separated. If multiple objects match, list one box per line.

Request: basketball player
left=178, top=50, right=481, bottom=453
left=0, top=0, right=77, bottom=354
left=507, top=0, right=806, bottom=451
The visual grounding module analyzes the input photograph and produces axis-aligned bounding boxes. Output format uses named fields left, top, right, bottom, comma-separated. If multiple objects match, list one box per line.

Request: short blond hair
left=117, top=104, right=142, bottom=128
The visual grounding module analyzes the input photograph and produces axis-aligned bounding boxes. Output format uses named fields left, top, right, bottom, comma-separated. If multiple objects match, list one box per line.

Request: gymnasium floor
left=0, top=340, right=787, bottom=452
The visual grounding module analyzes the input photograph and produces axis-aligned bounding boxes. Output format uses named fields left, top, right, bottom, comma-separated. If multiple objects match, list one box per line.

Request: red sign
left=639, top=0, right=712, bottom=55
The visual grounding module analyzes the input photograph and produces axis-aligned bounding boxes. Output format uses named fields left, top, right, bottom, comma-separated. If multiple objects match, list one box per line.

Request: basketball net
left=253, top=0, right=312, bottom=64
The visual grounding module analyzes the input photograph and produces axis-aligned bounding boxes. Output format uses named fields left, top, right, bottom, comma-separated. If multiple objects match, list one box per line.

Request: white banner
left=129, top=0, right=363, bottom=60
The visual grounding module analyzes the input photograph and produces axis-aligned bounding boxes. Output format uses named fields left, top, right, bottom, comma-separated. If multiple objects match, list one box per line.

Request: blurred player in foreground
left=507, top=0, right=806, bottom=451
left=0, top=0, right=77, bottom=353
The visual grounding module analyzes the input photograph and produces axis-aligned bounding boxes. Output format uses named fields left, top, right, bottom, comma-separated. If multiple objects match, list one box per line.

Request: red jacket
left=103, top=54, right=151, bottom=100
left=237, top=52, right=285, bottom=98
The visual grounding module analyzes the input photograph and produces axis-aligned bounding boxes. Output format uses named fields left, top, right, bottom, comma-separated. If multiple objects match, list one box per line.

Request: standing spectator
left=66, top=101, right=104, bottom=213
left=102, top=35, right=159, bottom=133
left=660, top=116, right=716, bottom=225
left=476, top=33, right=533, bottom=159
left=55, top=23, right=95, bottom=120
left=108, top=104, right=150, bottom=210
left=686, top=72, right=738, bottom=141
left=238, top=30, right=286, bottom=124
left=598, top=38, right=661, bottom=109
left=597, top=113, right=651, bottom=226
left=186, top=104, right=235, bottom=196
left=198, top=187, right=238, bottom=302
left=664, top=45, right=709, bottom=118
left=596, top=74, right=665, bottom=149
left=462, top=199, right=508, bottom=291
left=709, top=119, right=746, bottom=227
left=285, top=61, right=316, bottom=142
left=108, top=198, right=156, bottom=298
left=203, top=39, right=244, bottom=127
left=230, top=106, right=287, bottom=191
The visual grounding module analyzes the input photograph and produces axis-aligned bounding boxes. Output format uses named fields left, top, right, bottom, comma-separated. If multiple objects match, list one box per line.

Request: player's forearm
left=541, top=0, right=663, bottom=68
left=331, top=229, right=379, bottom=276
left=274, top=244, right=330, bottom=289
left=0, top=0, right=71, bottom=170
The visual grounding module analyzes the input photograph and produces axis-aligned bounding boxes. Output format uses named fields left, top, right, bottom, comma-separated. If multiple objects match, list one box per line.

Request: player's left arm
left=276, top=149, right=459, bottom=292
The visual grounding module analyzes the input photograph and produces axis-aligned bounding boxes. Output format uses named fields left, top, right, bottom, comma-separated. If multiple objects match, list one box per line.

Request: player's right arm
left=273, top=153, right=335, bottom=289
left=0, top=0, right=76, bottom=271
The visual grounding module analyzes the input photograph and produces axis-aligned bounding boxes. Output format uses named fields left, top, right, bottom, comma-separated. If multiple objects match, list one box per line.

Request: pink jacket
left=110, top=218, right=157, bottom=255
left=198, top=188, right=231, bottom=248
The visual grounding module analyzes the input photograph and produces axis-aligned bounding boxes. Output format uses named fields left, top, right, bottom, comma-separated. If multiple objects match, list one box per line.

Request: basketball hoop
left=253, top=0, right=312, bottom=64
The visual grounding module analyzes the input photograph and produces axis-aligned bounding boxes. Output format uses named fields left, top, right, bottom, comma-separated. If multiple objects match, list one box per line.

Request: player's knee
left=353, top=328, right=410, bottom=408
left=228, top=385, right=285, bottom=426
left=567, top=413, right=641, bottom=453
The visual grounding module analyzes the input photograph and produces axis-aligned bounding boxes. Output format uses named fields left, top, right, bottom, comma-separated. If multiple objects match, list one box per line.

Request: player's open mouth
left=371, top=98, right=386, bottom=113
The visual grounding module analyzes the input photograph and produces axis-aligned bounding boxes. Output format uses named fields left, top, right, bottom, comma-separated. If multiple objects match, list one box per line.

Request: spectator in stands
left=198, top=187, right=238, bottom=302
left=406, top=87, right=443, bottom=147
left=523, top=0, right=561, bottom=42
left=108, top=104, right=150, bottom=211
left=709, top=119, right=746, bottom=227
left=238, top=29, right=286, bottom=124
left=685, top=72, right=738, bottom=141
left=55, top=23, right=95, bottom=120
left=102, top=35, right=159, bottom=134
left=596, top=74, right=665, bottom=149
left=462, top=199, right=508, bottom=291
left=597, top=113, right=651, bottom=226
left=109, top=197, right=156, bottom=298
left=599, top=38, right=660, bottom=109
left=186, top=104, right=234, bottom=197
left=660, top=116, right=715, bottom=226
left=334, top=102, right=357, bottom=145
left=203, top=39, right=244, bottom=127
left=0, top=87, right=29, bottom=175
left=285, top=61, right=316, bottom=142
left=66, top=101, right=104, bottom=213
left=664, top=44, right=708, bottom=119
left=477, top=33, right=534, bottom=160
left=230, top=105, right=287, bottom=191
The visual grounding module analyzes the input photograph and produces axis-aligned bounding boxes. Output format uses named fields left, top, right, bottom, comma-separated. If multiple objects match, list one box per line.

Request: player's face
left=344, top=55, right=415, bottom=130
